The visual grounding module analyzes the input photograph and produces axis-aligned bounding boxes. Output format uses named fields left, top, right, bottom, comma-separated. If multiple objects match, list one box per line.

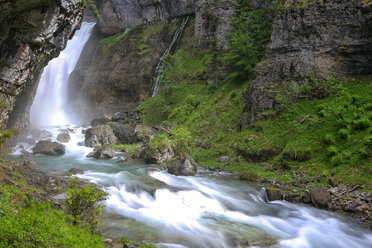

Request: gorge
left=0, top=0, right=372, bottom=247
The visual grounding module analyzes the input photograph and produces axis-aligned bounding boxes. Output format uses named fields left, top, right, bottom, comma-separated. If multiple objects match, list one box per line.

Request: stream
left=9, top=126, right=372, bottom=248
left=9, top=22, right=372, bottom=248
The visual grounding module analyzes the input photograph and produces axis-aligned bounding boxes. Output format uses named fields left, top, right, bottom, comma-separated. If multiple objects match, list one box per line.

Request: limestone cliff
left=242, top=0, right=372, bottom=127
left=67, top=0, right=234, bottom=122
left=0, top=0, right=84, bottom=131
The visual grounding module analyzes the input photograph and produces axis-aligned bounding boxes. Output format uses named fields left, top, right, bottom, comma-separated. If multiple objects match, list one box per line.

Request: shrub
left=323, top=134, right=335, bottom=145
left=171, top=126, right=193, bottom=154
left=327, top=146, right=338, bottom=157
left=330, top=154, right=343, bottom=166
left=149, top=134, right=170, bottom=153
left=338, top=129, right=349, bottom=139
left=359, top=147, right=369, bottom=159
left=66, top=178, right=108, bottom=228
left=353, top=118, right=371, bottom=130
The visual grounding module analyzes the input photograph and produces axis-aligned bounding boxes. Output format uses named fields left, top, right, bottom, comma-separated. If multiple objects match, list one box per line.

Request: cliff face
left=242, top=0, right=372, bottom=127
left=67, top=0, right=234, bottom=121
left=0, top=0, right=84, bottom=130
left=95, top=0, right=196, bottom=34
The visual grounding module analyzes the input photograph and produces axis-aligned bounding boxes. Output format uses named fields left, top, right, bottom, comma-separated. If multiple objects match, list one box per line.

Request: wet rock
left=23, top=160, right=37, bottom=166
left=33, top=141, right=65, bottom=155
left=108, top=122, right=135, bottom=144
left=302, top=190, right=312, bottom=204
left=285, top=193, right=301, bottom=203
left=143, top=144, right=174, bottom=165
left=88, top=145, right=116, bottom=159
left=59, top=128, right=75, bottom=133
left=167, top=154, right=198, bottom=176
left=218, top=156, right=229, bottom=162
left=132, top=147, right=145, bottom=159
left=85, top=125, right=118, bottom=147
left=56, top=133, right=70, bottom=143
left=239, top=172, right=260, bottom=182
left=24, top=138, right=36, bottom=146
left=310, top=186, right=331, bottom=209
left=68, top=168, right=84, bottom=175
left=90, top=118, right=110, bottom=127
left=77, top=141, right=85, bottom=146
left=266, top=187, right=283, bottom=201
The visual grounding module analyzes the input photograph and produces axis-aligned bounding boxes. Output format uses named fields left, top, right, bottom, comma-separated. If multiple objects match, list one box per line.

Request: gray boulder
left=218, top=156, right=229, bottom=162
left=265, top=187, right=283, bottom=201
left=310, top=186, right=331, bottom=209
left=133, top=124, right=156, bottom=144
left=143, top=143, right=174, bottom=165
left=108, top=122, right=135, bottom=144
left=85, top=125, right=118, bottom=147
left=57, top=133, right=70, bottom=143
left=167, top=154, right=198, bottom=176
left=31, top=129, right=52, bottom=139
left=33, top=140, right=65, bottom=155
left=87, top=145, right=116, bottom=159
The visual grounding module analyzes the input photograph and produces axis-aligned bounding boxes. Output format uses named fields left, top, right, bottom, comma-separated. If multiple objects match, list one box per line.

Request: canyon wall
left=242, top=0, right=372, bottom=127
left=67, top=0, right=234, bottom=122
left=0, top=0, right=84, bottom=130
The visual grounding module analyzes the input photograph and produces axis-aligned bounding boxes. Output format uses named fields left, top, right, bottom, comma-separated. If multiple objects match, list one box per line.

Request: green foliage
left=149, top=134, right=171, bottom=153
left=0, top=178, right=105, bottom=248
left=66, top=177, right=108, bottom=227
left=224, top=0, right=273, bottom=83
left=0, top=126, right=12, bottom=147
left=323, top=134, right=335, bottom=145
left=170, top=126, right=193, bottom=154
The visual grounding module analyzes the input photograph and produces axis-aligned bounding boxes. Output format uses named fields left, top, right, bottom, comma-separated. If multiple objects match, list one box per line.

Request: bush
left=327, top=146, right=338, bottom=157
left=149, top=134, right=170, bottom=153
left=66, top=178, right=108, bottom=227
left=171, top=126, right=193, bottom=154
left=353, top=118, right=371, bottom=130
left=338, top=128, right=349, bottom=139
left=323, top=134, right=335, bottom=145
left=330, top=154, right=343, bottom=166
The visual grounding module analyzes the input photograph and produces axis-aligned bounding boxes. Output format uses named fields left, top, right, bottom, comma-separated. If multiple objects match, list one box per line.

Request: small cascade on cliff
left=30, top=22, right=95, bottom=128
left=151, top=16, right=190, bottom=97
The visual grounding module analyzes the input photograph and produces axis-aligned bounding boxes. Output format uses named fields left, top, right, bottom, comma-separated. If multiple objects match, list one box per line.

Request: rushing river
left=10, top=126, right=372, bottom=248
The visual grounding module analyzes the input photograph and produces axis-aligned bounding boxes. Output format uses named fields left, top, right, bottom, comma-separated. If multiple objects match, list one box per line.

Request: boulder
left=310, top=186, right=331, bottom=209
left=90, top=118, right=110, bottom=127
left=87, top=145, right=116, bottom=159
left=167, top=154, right=198, bottom=176
left=239, top=172, right=260, bottom=182
left=218, top=156, right=229, bottom=162
left=56, top=133, right=70, bottom=143
left=265, top=187, right=283, bottom=201
left=33, top=140, right=65, bottom=155
left=133, top=124, right=156, bottom=144
left=108, top=122, right=135, bottom=144
left=68, top=168, right=84, bottom=175
left=143, top=144, right=174, bottom=165
left=85, top=125, right=118, bottom=147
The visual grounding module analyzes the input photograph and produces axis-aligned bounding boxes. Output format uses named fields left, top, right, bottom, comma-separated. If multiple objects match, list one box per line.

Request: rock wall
left=0, top=0, right=84, bottom=130
left=95, top=0, right=196, bottom=34
left=242, top=0, right=372, bottom=127
left=67, top=0, right=234, bottom=122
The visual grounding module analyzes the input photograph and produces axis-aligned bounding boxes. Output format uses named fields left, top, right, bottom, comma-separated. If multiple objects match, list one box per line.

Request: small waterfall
left=30, top=22, right=95, bottom=128
left=151, top=16, right=190, bottom=97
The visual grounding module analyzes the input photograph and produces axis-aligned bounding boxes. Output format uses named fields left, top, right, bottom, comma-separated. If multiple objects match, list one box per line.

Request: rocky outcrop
left=67, top=0, right=234, bottom=122
left=94, top=0, right=196, bottom=34
left=167, top=154, right=198, bottom=176
left=67, top=20, right=184, bottom=121
left=242, top=0, right=372, bottom=127
left=57, top=133, right=70, bottom=143
left=85, top=125, right=118, bottom=147
left=33, top=140, right=65, bottom=155
left=87, top=144, right=116, bottom=159
left=0, top=0, right=84, bottom=131
left=143, top=143, right=174, bottom=165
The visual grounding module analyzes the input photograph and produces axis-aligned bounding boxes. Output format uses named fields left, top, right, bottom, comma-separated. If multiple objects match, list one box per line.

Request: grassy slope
left=0, top=161, right=105, bottom=248
left=139, top=44, right=372, bottom=189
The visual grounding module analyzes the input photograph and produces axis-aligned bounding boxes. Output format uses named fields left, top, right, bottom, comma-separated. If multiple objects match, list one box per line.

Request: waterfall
left=30, top=22, right=95, bottom=128
left=151, top=16, right=190, bottom=97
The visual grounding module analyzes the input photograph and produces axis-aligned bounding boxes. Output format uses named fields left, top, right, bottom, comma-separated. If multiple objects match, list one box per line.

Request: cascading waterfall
left=151, top=16, right=190, bottom=97
left=30, top=22, right=95, bottom=128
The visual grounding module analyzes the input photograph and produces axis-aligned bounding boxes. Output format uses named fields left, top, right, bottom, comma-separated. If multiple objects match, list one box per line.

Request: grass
left=139, top=49, right=372, bottom=189
left=0, top=161, right=105, bottom=247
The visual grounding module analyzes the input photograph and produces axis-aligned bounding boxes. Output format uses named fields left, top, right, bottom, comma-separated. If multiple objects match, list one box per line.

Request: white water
left=151, top=16, right=190, bottom=97
left=30, top=22, right=95, bottom=128
left=12, top=18, right=372, bottom=248
left=11, top=127, right=372, bottom=248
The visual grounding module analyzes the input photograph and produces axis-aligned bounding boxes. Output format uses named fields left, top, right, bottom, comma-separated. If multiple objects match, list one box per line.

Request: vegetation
left=84, top=0, right=103, bottom=23
left=0, top=162, right=106, bottom=247
left=224, top=0, right=273, bottom=83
